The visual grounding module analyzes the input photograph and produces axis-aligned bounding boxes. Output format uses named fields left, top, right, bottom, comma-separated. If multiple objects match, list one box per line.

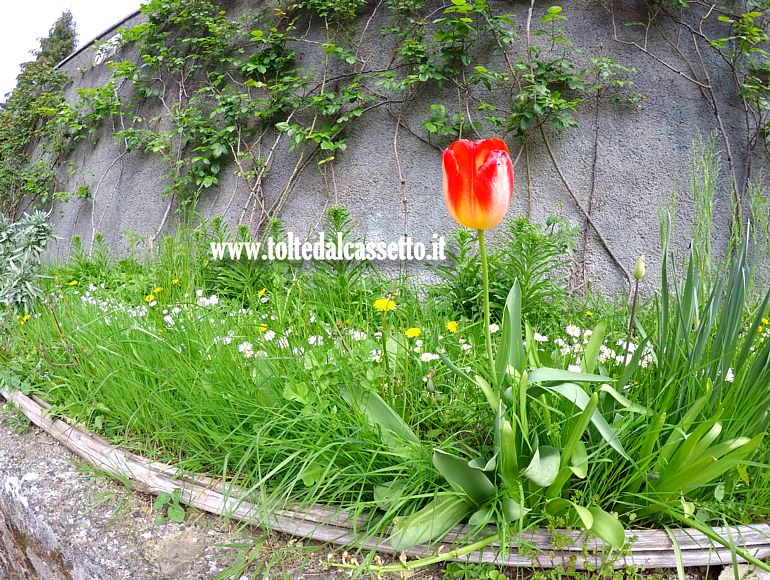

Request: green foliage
left=153, top=488, right=186, bottom=523
left=433, top=217, right=578, bottom=331
left=0, top=211, right=54, bottom=327
left=0, top=11, right=75, bottom=214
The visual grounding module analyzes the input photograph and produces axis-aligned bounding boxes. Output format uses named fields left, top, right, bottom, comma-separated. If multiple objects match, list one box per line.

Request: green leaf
left=599, top=384, right=650, bottom=415
left=475, top=374, right=499, bottom=412
left=153, top=492, right=170, bottom=511
left=502, top=498, right=527, bottom=522
left=433, top=449, right=496, bottom=506
left=373, top=479, right=407, bottom=510
left=496, top=404, right=518, bottom=484
left=570, top=440, right=588, bottom=479
left=342, top=389, right=420, bottom=452
left=588, top=506, right=625, bottom=549
left=390, top=494, right=472, bottom=550
left=528, top=367, right=609, bottom=384
left=523, top=445, right=560, bottom=487
left=582, top=320, right=607, bottom=374
left=495, top=280, right=524, bottom=384
left=167, top=504, right=185, bottom=523
left=300, top=462, right=325, bottom=486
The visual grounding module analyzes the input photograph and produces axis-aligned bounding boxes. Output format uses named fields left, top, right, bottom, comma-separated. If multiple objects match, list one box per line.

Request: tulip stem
left=477, top=229, right=496, bottom=386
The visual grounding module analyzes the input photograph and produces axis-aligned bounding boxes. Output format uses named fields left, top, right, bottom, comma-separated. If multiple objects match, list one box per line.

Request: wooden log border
left=2, top=387, right=769, bottom=570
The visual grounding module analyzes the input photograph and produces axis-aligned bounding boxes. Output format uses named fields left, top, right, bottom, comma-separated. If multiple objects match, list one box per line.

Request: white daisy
left=566, top=324, right=581, bottom=338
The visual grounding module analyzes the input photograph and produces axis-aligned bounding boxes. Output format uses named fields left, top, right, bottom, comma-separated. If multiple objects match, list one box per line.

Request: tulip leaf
left=570, top=440, right=588, bottom=479
left=588, top=506, right=626, bottom=549
left=390, top=494, right=472, bottom=550
left=495, top=280, right=524, bottom=385
left=474, top=374, right=500, bottom=413
left=546, top=498, right=593, bottom=530
left=599, top=383, right=650, bottom=415
left=502, top=497, right=528, bottom=522
left=582, top=320, right=608, bottom=375
left=433, top=449, right=497, bottom=506
left=495, top=403, right=519, bottom=484
left=523, top=445, right=560, bottom=487
left=342, top=389, right=419, bottom=451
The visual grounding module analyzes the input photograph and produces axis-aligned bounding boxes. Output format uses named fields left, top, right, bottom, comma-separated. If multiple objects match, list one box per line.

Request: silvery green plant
left=0, top=211, right=54, bottom=328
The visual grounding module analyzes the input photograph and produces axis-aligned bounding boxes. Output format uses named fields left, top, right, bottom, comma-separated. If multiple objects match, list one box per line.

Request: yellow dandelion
left=17, top=314, right=31, bottom=325
left=145, top=294, right=155, bottom=303
left=763, top=317, right=769, bottom=325
left=258, top=288, right=267, bottom=297
left=759, top=325, right=765, bottom=333
left=171, top=278, right=180, bottom=285
left=586, top=311, right=593, bottom=317
left=258, top=324, right=268, bottom=333
left=373, top=298, right=396, bottom=312
left=68, top=280, right=78, bottom=286
left=405, top=327, right=421, bottom=338
left=154, top=286, right=164, bottom=294
left=446, top=321, right=458, bottom=333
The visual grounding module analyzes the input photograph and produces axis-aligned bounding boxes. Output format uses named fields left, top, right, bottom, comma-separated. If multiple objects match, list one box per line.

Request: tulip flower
left=441, top=138, right=515, bottom=387
left=442, top=138, right=514, bottom=230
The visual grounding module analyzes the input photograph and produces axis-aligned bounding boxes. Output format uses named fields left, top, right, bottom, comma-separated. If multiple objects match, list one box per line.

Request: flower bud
left=633, top=255, right=646, bottom=281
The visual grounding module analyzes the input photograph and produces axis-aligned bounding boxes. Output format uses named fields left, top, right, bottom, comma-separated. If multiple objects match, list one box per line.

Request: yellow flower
left=154, top=286, right=164, bottom=294
left=145, top=294, right=155, bottom=303
left=446, top=321, right=458, bottom=333
left=373, top=298, right=396, bottom=312
left=17, top=314, right=30, bottom=325
left=171, top=279, right=180, bottom=285
left=759, top=326, right=765, bottom=333
left=68, top=280, right=78, bottom=286
left=258, top=288, right=267, bottom=297
left=586, top=311, right=593, bottom=317
left=405, top=327, right=421, bottom=338
left=763, top=317, right=769, bottom=325
left=258, top=324, right=268, bottom=333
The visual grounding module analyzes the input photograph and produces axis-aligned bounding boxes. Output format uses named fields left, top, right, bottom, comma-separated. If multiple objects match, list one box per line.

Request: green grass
left=2, top=163, right=770, bottom=570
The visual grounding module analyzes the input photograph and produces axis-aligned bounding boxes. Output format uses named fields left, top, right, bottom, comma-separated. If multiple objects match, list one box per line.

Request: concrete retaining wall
left=32, top=0, right=763, bottom=293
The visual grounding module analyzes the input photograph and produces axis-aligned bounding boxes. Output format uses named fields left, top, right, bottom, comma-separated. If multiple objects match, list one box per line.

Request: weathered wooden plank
left=3, top=388, right=769, bottom=570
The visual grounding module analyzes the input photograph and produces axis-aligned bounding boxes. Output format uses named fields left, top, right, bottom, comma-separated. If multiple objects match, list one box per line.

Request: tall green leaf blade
left=528, top=367, right=609, bottom=384
left=495, top=280, right=525, bottom=382
left=582, top=320, right=607, bottom=374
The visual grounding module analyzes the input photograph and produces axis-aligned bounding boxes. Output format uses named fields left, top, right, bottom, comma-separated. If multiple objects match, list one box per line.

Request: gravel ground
left=0, top=411, right=370, bottom=579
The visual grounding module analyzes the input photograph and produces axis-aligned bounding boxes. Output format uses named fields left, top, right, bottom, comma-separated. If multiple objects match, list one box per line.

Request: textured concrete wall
left=33, top=0, right=760, bottom=293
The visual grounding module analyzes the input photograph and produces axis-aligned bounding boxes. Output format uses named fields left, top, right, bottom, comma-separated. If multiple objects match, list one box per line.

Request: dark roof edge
left=55, top=8, right=143, bottom=70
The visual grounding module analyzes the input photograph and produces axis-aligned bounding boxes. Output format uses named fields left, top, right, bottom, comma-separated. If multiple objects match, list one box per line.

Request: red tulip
left=442, top=138, right=514, bottom=230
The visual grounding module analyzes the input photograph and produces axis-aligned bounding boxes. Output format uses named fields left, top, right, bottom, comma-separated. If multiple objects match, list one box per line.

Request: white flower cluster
left=196, top=290, right=220, bottom=307
left=538, top=324, right=656, bottom=370
left=76, top=286, right=148, bottom=320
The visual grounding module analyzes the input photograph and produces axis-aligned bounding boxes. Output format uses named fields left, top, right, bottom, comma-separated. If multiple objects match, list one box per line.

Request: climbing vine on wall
left=6, top=0, right=770, bottom=286
left=5, top=1, right=643, bottom=235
